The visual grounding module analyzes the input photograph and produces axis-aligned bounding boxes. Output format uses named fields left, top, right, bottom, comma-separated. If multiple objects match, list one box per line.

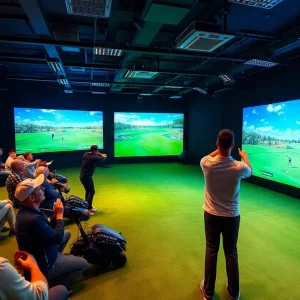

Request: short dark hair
left=217, top=129, right=235, bottom=150
left=90, top=145, right=98, bottom=152
left=24, top=152, right=31, bottom=159
left=9, top=149, right=16, bottom=154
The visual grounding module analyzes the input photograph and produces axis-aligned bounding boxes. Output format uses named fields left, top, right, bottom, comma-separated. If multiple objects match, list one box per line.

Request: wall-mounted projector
left=176, top=21, right=235, bottom=52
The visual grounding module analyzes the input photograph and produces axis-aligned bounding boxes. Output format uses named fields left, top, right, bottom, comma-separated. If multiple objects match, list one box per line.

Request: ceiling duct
left=65, top=0, right=112, bottom=18
left=176, top=21, right=235, bottom=52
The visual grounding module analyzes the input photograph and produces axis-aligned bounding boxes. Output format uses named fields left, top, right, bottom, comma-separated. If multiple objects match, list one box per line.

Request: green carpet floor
left=0, top=163, right=299, bottom=300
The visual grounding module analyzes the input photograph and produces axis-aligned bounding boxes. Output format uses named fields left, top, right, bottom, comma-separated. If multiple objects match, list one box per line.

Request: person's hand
left=238, top=148, right=248, bottom=159
left=14, top=250, right=37, bottom=272
left=102, top=154, right=107, bottom=158
left=6, top=200, right=13, bottom=206
left=53, top=199, right=64, bottom=219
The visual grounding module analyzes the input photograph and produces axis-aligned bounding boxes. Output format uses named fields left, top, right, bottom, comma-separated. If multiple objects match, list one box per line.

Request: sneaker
left=89, top=207, right=98, bottom=213
left=200, top=280, right=211, bottom=300
left=226, top=283, right=240, bottom=300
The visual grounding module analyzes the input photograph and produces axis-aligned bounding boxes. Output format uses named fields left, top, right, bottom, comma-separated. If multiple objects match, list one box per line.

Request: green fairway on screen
left=14, top=108, right=103, bottom=153
left=114, top=113, right=184, bottom=157
left=242, top=99, right=300, bottom=188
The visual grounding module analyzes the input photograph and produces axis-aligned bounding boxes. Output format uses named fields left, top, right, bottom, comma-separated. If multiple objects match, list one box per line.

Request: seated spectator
left=0, top=200, right=16, bottom=241
left=5, top=149, right=16, bottom=172
left=6, top=159, right=27, bottom=208
left=24, top=152, right=41, bottom=178
left=0, top=251, right=68, bottom=300
left=34, top=166, right=62, bottom=211
left=15, top=175, right=88, bottom=287
left=0, top=148, right=10, bottom=174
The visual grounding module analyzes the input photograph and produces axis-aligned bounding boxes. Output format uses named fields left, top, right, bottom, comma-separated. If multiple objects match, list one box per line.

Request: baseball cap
left=14, top=174, right=45, bottom=202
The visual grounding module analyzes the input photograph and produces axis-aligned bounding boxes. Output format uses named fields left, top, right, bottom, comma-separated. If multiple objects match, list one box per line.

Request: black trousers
left=80, top=175, right=95, bottom=209
left=204, top=211, right=240, bottom=299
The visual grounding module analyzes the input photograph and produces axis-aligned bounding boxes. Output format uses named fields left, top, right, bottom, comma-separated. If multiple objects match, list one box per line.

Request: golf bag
left=69, top=209, right=127, bottom=269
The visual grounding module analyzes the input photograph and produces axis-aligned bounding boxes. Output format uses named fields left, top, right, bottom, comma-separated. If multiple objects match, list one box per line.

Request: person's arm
left=0, top=256, right=48, bottom=300
left=207, top=149, right=219, bottom=157
left=238, top=148, right=252, bottom=171
left=14, top=251, right=48, bottom=287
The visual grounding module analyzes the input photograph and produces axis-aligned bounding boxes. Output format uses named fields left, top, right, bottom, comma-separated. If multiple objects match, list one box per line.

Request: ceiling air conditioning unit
left=176, top=21, right=235, bottom=52
left=65, top=0, right=112, bottom=18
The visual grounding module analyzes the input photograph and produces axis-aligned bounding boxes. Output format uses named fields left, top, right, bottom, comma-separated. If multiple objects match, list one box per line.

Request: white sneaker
left=89, top=207, right=98, bottom=213
left=226, top=283, right=240, bottom=300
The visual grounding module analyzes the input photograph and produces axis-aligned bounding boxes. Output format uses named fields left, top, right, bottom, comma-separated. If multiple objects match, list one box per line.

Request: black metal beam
left=5, top=76, right=195, bottom=89
left=0, top=35, right=247, bottom=62
left=0, top=57, right=217, bottom=77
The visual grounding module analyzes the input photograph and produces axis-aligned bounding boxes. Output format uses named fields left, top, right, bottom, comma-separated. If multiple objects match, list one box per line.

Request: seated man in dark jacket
left=15, top=175, right=88, bottom=287
left=34, top=166, right=61, bottom=211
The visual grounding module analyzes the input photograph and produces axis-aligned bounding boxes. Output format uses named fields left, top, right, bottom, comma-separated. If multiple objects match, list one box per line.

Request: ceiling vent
left=65, top=0, right=112, bottom=18
left=176, top=21, right=235, bottom=52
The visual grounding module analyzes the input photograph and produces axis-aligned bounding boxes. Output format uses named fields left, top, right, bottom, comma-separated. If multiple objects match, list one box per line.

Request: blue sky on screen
left=114, top=113, right=184, bottom=126
left=14, top=108, right=103, bottom=127
left=243, top=99, right=300, bottom=138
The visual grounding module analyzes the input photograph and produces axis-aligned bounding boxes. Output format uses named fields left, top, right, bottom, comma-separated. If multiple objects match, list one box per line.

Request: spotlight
left=92, top=91, right=106, bottom=94
left=64, top=89, right=73, bottom=94
left=92, top=82, right=110, bottom=87
left=47, top=59, right=63, bottom=73
left=94, top=47, right=123, bottom=56
left=193, top=87, right=208, bottom=94
left=219, top=74, right=235, bottom=85
left=57, top=77, right=69, bottom=85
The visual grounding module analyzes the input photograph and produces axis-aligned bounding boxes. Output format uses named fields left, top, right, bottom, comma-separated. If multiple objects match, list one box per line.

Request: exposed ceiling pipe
left=0, top=35, right=247, bottom=62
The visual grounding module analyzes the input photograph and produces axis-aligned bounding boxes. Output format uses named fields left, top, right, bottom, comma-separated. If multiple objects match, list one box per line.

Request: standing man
left=199, top=129, right=252, bottom=300
left=287, top=155, right=292, bottom=166
left=80, top=145, right=107, bottom=213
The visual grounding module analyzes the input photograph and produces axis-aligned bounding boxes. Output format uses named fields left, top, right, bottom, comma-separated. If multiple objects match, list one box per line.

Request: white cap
left=14, top=174, right=45, bottom=202
left=46, top=160, right=53, bottom=166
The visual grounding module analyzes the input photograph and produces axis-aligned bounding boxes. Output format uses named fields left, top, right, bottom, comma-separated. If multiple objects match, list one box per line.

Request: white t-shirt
left=200, top=155, right=251, bottom=217
left=0, top=257, right=48, bottom=300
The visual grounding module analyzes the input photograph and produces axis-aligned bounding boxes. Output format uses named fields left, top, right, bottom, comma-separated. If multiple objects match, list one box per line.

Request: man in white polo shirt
left=199, top=129, right=252, bottom=300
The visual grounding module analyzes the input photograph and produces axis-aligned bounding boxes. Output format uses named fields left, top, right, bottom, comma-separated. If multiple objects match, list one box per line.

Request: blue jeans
left=203, top=211, right=240, bottom=299
left=47, top=230, right=88, bottom=286
left=49, top=285, right=68, bottom=300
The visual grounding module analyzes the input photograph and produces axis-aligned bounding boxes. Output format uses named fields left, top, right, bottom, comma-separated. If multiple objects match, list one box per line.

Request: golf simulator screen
left=114, top=112, right=184, bottom=157
left=242, top=99, right=300, bottom=188
left=14, top=108, right=103, bottom=153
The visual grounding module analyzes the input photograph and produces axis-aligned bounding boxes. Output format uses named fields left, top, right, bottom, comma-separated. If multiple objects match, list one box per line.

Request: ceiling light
left=219, top=74, right=235, bottom=85
left=244, top=59, right=279, bottom=68
left=164, top=86, right=183, bottom=89
left=169, top=95, right=182, bottom=99
left=57, top=78, right=69, bottom=85
left=47, top=60, right=63, bottom=73
left=92, top=91, right=106, bottom=94
left=92, top=82, right=110, bottom=87
left=193, top=87, right=208, bottom=94
left=64, top=89, right=73, bottom=94
left=94, top=47, right=123, bottom=56
left=228, top=0, right=284, bottom=9
left=124, top=70, right=158, bottom=79
left=140, top=93, right=152, bottom=96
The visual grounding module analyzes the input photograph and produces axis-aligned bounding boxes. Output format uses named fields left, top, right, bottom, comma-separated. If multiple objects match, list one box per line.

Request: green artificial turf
left=0, top=163, right=299, bottom=300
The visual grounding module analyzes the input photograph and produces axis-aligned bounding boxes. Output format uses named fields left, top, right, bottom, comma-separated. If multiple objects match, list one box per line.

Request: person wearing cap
left=0, top=199, right=16, bottom=241
left=15, top=175, right=88, bottom=287
left=80, top=145, right=107, bottom=213
left=23, top=152, right=41, bottom=179
left=0, top=251, right=68, bottom=300
left=5, top=149, right=17, bottom=172
left=5, top=159, right=27, bottom=208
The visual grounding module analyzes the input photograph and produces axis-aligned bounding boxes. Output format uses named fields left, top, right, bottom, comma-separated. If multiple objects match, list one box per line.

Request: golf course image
left=14, top=108, right=103, bottom=153
left=243, top=99, right=300, bottom=188
left=114, top=113, right=184, bottom=157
